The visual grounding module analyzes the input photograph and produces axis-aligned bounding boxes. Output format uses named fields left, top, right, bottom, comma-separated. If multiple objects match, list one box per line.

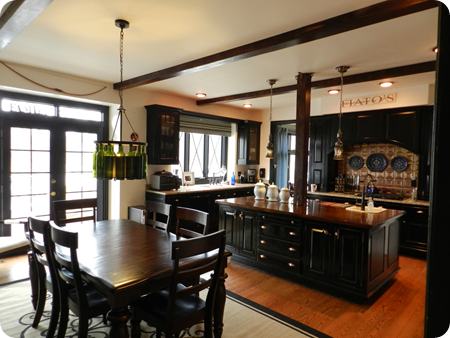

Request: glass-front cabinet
left=146, top=104, right=181, bottom=164
left=237, top=120, right=261, bottom=165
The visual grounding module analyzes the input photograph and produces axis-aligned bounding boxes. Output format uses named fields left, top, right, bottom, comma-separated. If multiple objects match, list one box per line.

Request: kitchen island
left=216, top=196, right=405, bottom=301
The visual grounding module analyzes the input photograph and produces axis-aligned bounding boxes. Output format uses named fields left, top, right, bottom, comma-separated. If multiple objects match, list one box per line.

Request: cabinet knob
left=289, top=247, right=296, bottom=252
left=262, top=215, right=266, bottom=219
left=289, top=232, right=296, bottom=236
left=288, top=263, right=295, bottom=267
left=417, top=210, right=424, bottom=214
left=335, top=229, right=340, bottom=240
left=217, top=195, right=221, bottom=198
left=239, top=212, right=244, bottom=220
left=174, top=199, right=179, bottom=202
left=261, top=225, right=267, bottom=229
left=260, top=240, right=266, bottom=244
left=291, top=221, right=295, bottom=224
left=260, top=255, right=266, bottom=259
left=233, top=211, right=237, bottom=218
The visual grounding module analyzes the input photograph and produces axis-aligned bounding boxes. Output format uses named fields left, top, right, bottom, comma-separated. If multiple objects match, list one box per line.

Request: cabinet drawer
left=259, top=213, right=301, bottom=227
left=257, top=249, right=301, bottom=274
left=259, top=222, right=301, bottom=242
left=258, top=235, right=300, bottom=259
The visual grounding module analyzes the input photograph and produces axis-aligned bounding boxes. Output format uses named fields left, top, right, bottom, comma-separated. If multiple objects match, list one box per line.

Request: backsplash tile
left=339, top=143, right=419, bottom=197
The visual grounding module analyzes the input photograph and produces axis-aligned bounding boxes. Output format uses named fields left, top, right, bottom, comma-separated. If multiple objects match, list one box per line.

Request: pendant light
left=333, top=66, right=349, bottom=161
left=265, top=79, right=277, bottom=159
left=94, top=19, right=147, bottom=180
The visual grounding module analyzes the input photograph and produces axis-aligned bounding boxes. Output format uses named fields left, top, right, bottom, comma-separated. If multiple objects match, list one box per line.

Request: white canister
left=254, top=180, right=266, bottom=200
left=267, top=182, right=279, bottom=202
left=279, top=186, right=290, bottom=203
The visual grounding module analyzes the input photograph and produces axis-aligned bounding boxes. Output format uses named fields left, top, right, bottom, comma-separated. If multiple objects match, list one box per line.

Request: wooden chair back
left=175, top=206, right=209, bottom=238
left=145, top=200, right=171, bottom=231
left=52, top=198, right=97, bottom=226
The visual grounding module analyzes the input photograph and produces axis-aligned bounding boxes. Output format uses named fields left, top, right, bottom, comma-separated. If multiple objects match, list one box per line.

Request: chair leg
left=32, top=279, right=46, bottom=328
left=77, top=315, right=89, bottom=338
left=56, top=297, right=69, bottom=338
left=46, top=294, right=60, bottom=338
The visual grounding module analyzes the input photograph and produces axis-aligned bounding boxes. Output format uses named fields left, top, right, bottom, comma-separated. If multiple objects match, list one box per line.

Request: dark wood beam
left=115, top=0, right=438, bottom=90
left=0, top=0, right=53, bottom=51
left=196, top=61, right=436, bottom=105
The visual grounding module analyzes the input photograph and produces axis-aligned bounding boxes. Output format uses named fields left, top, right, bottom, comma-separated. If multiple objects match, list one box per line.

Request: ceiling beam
left=0, top=0, right=53, bottom=51
left=195, top=61, right=436, bottom=105
left=114, top=0, right=438, bottom=90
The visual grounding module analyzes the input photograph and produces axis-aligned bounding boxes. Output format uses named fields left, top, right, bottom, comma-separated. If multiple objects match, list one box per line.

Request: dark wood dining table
left=66, top=219, right=230, bottom=338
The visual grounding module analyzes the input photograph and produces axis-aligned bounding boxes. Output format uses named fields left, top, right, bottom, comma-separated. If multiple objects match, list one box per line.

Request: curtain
left=274, top=127, right=288, bottom=189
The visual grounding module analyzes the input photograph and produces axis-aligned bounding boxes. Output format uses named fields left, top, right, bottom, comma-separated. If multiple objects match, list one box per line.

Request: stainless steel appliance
left=128, top=205, right=147, bottom=224
left=150, top=170, right=180, bottom=191
left=247, top=169, right=256, bottom=183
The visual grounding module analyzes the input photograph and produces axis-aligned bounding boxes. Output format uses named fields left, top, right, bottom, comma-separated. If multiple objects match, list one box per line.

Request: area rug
left=0, top=280, right=330, bottom=338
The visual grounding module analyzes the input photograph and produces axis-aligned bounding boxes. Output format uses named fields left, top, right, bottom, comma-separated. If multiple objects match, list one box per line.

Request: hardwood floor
left=225, top=255, right=426, bottom=338
left=1, top=253, right=426, bottom=338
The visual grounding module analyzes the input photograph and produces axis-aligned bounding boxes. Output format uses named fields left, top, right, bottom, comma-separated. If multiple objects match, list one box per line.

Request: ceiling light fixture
left=93, top=19, right=147, bottom=181
left=380, top=81, right=393, bottom=88
left=265, top=79, right=277, bottom=159
left=196, top=93, right=207, bottom=98
left=243, top=103, right=252, bottom=108
left=328, top=89, right=340, bottom=95
left=333, top=66, right=349, bottom=161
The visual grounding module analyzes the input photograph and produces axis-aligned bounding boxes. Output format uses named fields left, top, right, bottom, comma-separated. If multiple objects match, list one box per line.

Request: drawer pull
left=239, top=212, right=244, bottom=220
left=262, top=215, right=266, bottom=219
left=288, top=263, right=295, bottom=267
left=261, top=225, right=267, bottom=229
left=233, top=211, right=237, bottom=219
left=260, top=254, right=266, bottom=259
left=313, top=228, right=329, bottom=235
left=291, top=221, right=294, bottom=224
left=417, top=210, right=424, bottom=214
left=174, top=199, right=179, bottom=202
left=260, top=240, right=266, bottom=244
left=217, top=195, right=221, bottom=198
left=289, top=232, right=296, bottom=236
left=232, top=193, right=237, bottom=196
left=289, top=247, right=296, bottom=252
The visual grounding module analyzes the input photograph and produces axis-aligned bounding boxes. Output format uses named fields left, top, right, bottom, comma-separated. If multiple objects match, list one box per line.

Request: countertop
left=216, top=196, right=405, bottom=230
left=146, top=183, right=255, bottom=195
left=308, top=191, right=429, bottom=207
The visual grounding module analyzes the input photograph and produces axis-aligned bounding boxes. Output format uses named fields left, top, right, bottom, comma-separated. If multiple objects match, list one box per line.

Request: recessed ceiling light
left=432, top=46, right=438, bottom=53
left=196, top=93, right=206, bottom=98
left=328, top=89, right=340, bottom=95
left=243, top=103, right=252, bottom=108
left=379, top=81, right=393, bottom=88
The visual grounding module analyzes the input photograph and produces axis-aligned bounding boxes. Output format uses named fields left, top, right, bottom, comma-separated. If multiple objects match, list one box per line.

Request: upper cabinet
left=146, top=104, right=181, bottom=165
left=237, top=121, right=261, bottom=165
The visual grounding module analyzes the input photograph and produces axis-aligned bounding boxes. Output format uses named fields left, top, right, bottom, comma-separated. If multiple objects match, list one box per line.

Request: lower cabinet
left=399, top=205, right=428, bottom=257
left=218, top=205, right=258, bottom=260
left=219, top=204, right=401, bottom=300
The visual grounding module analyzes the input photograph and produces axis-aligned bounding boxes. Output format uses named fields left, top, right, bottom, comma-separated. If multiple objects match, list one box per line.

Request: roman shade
left=180, top=115, right=232, bottom=137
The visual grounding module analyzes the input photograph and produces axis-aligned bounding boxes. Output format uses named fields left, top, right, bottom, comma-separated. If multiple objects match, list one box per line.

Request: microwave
left=150, top=171, right=179, bottom=191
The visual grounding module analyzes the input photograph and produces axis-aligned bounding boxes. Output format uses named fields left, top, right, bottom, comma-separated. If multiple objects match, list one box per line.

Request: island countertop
left=216, top=196, right=405, bottom=230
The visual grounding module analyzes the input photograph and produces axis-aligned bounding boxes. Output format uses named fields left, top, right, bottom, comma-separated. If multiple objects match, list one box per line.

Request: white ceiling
left=0, top=0, right=439, bottom=112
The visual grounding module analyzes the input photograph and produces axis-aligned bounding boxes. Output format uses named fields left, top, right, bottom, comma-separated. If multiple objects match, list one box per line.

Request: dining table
left=65, top=219, right=231, bottom=338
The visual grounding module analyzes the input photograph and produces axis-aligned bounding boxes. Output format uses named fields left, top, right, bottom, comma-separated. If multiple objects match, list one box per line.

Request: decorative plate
left=348, top=155, right=364, bottom=170
left=390, top=156, right=408, bottom=172
left=366, top=153, right=387, bottom=172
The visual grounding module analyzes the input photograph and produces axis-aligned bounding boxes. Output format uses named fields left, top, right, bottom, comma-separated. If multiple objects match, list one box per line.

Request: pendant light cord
left=338, top=71, right=344, bottom=133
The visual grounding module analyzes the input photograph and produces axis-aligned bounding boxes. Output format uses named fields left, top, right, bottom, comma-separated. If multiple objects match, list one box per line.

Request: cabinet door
left=309, top=117, right=327, bottom=187
left=303, top=222, right=332, bottom=280
left=238, top=209, right=258, bottom=259
left=218, top=206, right=239, bottom=252
left=332, top=227, right=364, bottom=290
left=146, top=105, right=181, bottom=164
left=354, top=114, right=384, bottom=142
left=237, top=121, right=261, bottom=165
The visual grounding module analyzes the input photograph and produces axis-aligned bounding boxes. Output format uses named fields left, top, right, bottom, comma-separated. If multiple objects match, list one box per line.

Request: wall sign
left=342, top=93, right=397, bottom=108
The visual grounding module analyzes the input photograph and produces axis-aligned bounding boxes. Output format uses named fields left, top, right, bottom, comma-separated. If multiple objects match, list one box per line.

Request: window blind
left=180, top=115, right=232, bottom=137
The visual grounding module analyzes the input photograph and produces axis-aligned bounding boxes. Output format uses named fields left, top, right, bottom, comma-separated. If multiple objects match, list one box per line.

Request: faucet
left=365, top=174, right=377, bottom=196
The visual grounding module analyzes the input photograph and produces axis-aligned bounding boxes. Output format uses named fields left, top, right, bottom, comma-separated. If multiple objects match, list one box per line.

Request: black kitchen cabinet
left=385, top=110, right=420, bottom=152
left=146, top=104, right=181, bottom=164
left=218, top=205, right=258, bottom=260
left=237, top=120, right=261, bottom=165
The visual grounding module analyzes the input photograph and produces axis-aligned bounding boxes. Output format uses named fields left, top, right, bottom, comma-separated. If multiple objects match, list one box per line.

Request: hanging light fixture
left=93, top=19, right=147, bottom=180
left=333, top=66, right=349, bottom=161
left=265, top=79, right=277, bottom=159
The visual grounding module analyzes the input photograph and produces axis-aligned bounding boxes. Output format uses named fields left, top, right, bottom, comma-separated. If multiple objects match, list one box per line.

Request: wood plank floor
left=1, top=254, right=426, bottom=338
left=225, top=255, right=426, bottom=338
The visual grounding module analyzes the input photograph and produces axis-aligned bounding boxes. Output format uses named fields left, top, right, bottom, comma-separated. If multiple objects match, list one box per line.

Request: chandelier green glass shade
left=93, top=141, right=147, bottom=180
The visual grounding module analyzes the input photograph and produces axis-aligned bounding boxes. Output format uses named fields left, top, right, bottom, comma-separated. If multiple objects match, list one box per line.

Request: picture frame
left=182, top=172, right=195, bottom=186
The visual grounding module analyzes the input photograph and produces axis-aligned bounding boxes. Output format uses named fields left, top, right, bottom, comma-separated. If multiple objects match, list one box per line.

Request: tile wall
left=338, top=143, right=419, bottom=198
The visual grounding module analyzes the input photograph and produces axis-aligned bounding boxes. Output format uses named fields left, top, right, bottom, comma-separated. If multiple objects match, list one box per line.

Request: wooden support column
left=293, top=72, right=313, bottom=206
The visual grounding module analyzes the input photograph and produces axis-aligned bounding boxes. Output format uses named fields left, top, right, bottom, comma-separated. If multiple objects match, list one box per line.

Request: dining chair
left=52, top=198, right=97, bottom=226
left=130, top=229, right=226, bottom=338
left=175, top=206, right=209, bottom=238
left=49, top=221, right=110, bottom=338
left=145, top=200, right=172, bottom=231
left=27, top=217, right=60, bottom=338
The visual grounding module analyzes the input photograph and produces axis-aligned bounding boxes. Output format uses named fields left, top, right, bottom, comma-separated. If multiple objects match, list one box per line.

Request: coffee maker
left=247, top=169, right=256, bottom=183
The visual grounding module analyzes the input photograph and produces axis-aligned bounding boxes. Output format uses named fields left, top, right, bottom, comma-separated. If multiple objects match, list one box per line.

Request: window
left=288, top=133, right=296, bottom=184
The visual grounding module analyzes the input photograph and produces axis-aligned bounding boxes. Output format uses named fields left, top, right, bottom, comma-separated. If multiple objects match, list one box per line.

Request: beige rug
left=0, top=280, right=329, bottom=338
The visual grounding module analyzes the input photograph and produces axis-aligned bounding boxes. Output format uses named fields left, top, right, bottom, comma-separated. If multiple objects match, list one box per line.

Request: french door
left=0, top=92, right=108, bottom=222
